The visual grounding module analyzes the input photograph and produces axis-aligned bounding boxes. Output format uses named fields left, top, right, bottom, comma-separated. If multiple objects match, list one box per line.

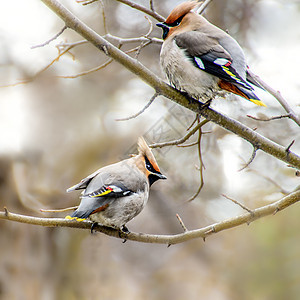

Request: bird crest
left=165, top=1, right=198, bottom=26
left=137, top=137, right=162, bottom=175
left=137, top=136, right=153, bottom=158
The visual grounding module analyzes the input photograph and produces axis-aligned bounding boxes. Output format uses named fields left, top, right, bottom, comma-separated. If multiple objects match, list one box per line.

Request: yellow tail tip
left=65, top=215, right=86, bottom=222
left=250, top=99, right=267, bottom=107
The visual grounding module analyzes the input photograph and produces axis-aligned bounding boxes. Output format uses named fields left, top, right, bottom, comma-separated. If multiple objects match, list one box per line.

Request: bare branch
left=286, top=140, right=295, bottom=153
left=57, top=58, right=113, bottom=78
left=151, top=119, right=209, bottom=148
left=1, top=190, right=299, bottom=244
left=105, top=33, right=162, bottom=45
left=149, top=0, right=154, bottom=12
left=187, top=123, right=205, bottom=201
left=37, top=0, right=300, bottom=170
left=76, top=0, right=98, bottom=5
left=31, top=25, right=68, bottom=49
left=116, top=93, right=158, bottom=121
left=239, top=146, right=258, bottom=171
left=176, top=213, right=188, bottom=232
left=247, top=114, right=291, bottom=122
left=222, top=194, right=253, bottom=215
left=247, top=70, right=300, bottom=126
left=115, top=0, right=165, bottom=22
left=40, top=206, right=78, bottom=213
left=196, top=0, right=214, bottom=15
left=99, top=0, right=108, bottom=34
left=244, top=167, right=290, bottom=195
left=177, top=141, right=199, bottom=148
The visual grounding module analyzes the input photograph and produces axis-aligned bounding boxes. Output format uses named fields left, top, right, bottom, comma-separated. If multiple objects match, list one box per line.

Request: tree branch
left=1, top=190, right=299, bottom=244
left=39, top=0, right=300, bottom=170
left=247, top=70, right=300, bottom=126
left=115, top=0, right=165, bottom=22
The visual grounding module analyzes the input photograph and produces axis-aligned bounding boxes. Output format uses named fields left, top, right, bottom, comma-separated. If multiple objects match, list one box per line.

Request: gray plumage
left=67, top=137, right=166, bottom=229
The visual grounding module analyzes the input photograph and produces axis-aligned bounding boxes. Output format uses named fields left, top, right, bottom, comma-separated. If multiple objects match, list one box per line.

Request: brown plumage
left=157, top=2, right=266, bottom=106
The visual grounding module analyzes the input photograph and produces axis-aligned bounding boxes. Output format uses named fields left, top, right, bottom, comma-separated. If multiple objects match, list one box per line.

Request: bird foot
left=118, top=225, right=130, bottom=243
left=199, top=99, right=212, bottom=112
left=180, top=91, right=195, bottom=104
left=90, top=222, right=98, bottom=234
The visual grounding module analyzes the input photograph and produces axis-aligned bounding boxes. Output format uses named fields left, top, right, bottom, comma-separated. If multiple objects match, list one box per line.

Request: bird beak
left=157, top=173, right=167, bottom=180
left=156, top=23, right=169, bottom=40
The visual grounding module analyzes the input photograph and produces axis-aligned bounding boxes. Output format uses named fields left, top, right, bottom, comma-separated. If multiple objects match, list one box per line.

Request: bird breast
left=160, top=39, right=226, bottom=102
left=89, top=185, right=149, bottom=228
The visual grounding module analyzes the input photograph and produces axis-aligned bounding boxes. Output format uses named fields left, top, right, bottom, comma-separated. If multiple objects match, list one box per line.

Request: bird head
left=156, top=1, right=199, bottom=40
left=136, top=137, right=166, bottom=186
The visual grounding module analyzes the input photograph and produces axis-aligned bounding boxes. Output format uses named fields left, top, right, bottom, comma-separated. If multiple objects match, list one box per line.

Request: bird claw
left=121, top=225, right=130, bottom=234
left=199, top=99, right=212, bottom=111
left=118, top=225, right=130, bottom=243
left=90, top=222, right=97, bottom=234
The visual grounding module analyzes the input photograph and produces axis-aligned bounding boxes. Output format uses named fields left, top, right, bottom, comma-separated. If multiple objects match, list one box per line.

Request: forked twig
left=247, top=70, right=300, bottom=126
left=247, top=114, right=291, bottom=122
left=151, top=119, right=209, bottom=148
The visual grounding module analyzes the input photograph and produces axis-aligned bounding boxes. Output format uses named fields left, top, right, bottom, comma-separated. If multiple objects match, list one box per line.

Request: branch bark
left=39, top=0, right=300, bottom=170
left=1, top=190, right=299, bottom=244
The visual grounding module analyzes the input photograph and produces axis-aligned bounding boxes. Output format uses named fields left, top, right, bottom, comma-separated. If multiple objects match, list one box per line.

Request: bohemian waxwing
left=157, top=1, right=266, bottom=106
left=66, top=137, right=166, bottom=232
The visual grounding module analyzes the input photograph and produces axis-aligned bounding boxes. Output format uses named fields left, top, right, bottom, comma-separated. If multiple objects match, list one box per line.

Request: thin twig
left=39, top=0, right=300, bottom=171
left=57, top=58, right=113, bottom=78
left=177, top=141, right=199, bottom=148
left=196, top=0, right=213, bottom=15
left=31, top=26, right=68, bottom=49
left=115, top=0, right=165, bottom=22
left=151, top=119, right=209, bottom=148
left=247, top=70, right=300, bottom=127
left=239, top=147, right=258, bottom=171
left=1, top=190, right=299, bottom=244
left=286, top=140, right=295, bottom=153
left=176, top=213, right=188, bottom=232
left=149, top=0, right=154, bottom=12
left=105, top=34, right=162, bottom=45
left=186, top=114, right=199, bottom=131
left=99, top=0, right=108, bottom=34
left=187, top=122, right=205, bottom=201
left=76, top=0, right=98, bottom=5
left=116, top=93, right=158, bottom=121
left=40, top=206, right=78, bottom=213
left=1, top=41, right=85, bottom=87
left=222, top=194, right=253, bottom=215
left=247, top=114, right=291, bottom=122
left=243, top=165, right=289, bottom=195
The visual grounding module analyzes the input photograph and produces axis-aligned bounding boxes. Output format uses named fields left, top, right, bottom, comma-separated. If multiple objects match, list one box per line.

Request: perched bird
left=66, top=137, right=166, bottom=232
left=157, top=1, right=266, bottom=106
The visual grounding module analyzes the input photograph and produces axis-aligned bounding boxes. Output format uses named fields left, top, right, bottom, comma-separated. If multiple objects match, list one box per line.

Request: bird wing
left=66, top=167, right=104, bottom=193
left=84, top=181, right=133, bottom=199
left=71, top=178, right=134, bottom=219
left=174, top=31, right=253, bottom=91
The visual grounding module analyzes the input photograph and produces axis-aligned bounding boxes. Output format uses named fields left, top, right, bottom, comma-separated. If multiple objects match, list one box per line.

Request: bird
left=157, top=1, right=266, bottom=107
left=66, top=137, right=166, bottom=233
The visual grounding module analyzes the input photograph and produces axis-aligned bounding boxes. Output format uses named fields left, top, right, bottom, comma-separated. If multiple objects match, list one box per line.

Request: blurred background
left=0, top=0, right=299, bottom=299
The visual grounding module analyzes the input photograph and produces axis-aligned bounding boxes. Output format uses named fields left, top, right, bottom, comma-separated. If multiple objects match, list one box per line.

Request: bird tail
left=218, top=80, right=266, bottom=107
left=246, top=70, right=265, bottom=90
